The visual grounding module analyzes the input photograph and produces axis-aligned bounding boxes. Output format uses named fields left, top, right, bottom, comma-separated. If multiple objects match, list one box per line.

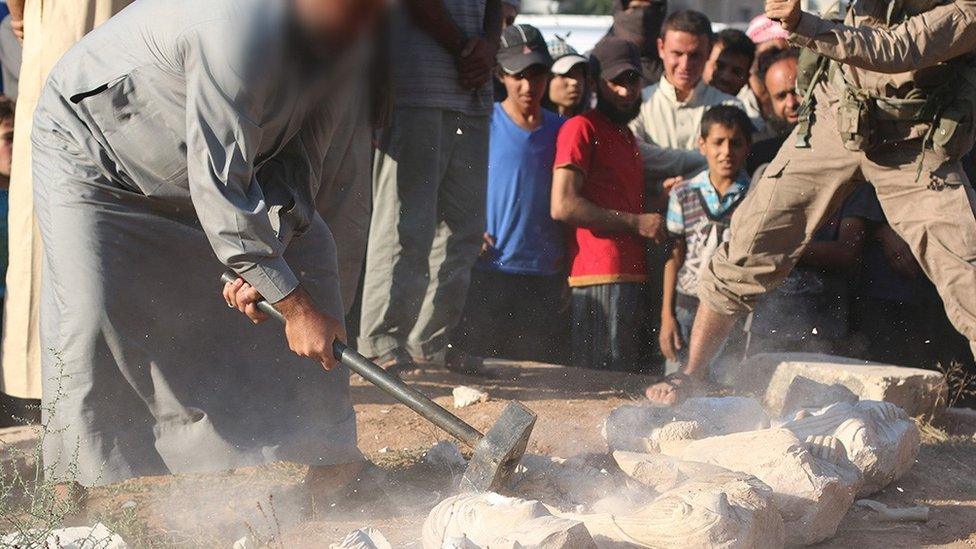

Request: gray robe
left=31, top=0, right=362, bottom=486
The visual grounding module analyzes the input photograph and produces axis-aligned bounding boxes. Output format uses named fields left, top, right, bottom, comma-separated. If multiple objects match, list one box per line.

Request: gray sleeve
left=791, top=2, right=976, bottom=74
left=182, top=25, right=299, bottom=303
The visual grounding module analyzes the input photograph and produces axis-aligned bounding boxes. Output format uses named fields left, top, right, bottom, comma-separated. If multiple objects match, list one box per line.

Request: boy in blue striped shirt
left=660, top=105, right=753, bottom=376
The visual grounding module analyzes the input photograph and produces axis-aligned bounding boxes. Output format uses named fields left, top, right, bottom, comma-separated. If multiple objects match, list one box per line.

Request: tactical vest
left=795, top=0, right=976, bottom=165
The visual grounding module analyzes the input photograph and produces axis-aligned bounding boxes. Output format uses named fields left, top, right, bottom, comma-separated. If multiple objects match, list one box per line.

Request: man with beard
left=551, top=37, right=664, bottom=372
left=32, top=0, right=383, bottom=500
left=646, top=0, right=976, bottom=405
left=746, top=47, right=800, bottom=175
left=608, top=0, right=667, bottom=84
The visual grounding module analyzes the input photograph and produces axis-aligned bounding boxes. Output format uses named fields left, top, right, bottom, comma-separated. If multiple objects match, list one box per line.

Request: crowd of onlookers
left=385, top=0, right=976, bottom=379
left=0, top=0, right=971, bottom=391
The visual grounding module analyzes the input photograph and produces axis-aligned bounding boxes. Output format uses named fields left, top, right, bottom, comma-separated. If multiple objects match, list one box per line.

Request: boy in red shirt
left=551, top=37, right=665, bottom=371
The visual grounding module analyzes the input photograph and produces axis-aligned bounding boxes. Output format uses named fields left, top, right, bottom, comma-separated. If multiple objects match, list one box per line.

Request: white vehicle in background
left=517, top=14, right=742, bottom=56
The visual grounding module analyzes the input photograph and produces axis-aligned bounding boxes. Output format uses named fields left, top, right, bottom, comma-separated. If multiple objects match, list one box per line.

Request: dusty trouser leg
left=649, top=102, right=861, bottom=403
left=358, top=108, right=451, bottom=358
left=407, top=112, right=489, bottom=362
left=571, top=283, right=646, bottom=371
left=864, top=145, right=976, bottom=362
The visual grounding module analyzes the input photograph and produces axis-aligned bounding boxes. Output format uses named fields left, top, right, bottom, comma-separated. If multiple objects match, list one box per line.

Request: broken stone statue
left=663, top=428, right=860, bottom=546
left=421, top=492, right=595, bottom=549
left=603, top=397, right=769, bottom=453
left=510, top=454, right=640, bottom=511
left=781, top=400, right=920, bottom=496
left=567, top=460, right=786, bottom=549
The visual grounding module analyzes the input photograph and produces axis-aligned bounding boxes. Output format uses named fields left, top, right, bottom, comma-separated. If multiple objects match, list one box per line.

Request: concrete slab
left=728, top=353, right=946, bottom=419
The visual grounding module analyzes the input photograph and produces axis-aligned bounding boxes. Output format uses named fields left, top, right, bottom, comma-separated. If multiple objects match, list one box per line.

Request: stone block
left=489, top=516, right=596, bottom=548
left=728, top=353, right=946, bottom=418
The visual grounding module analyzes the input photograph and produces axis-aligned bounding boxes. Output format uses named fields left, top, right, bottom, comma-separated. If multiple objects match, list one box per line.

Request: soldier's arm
left=790, top=2, right=976, bottom=74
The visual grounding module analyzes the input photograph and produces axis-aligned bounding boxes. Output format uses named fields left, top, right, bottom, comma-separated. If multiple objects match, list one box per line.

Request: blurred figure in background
left=358, top=0, right=502, bottom=376
left=608, top=0, right=668, bottom=84
left=1, top=0, right=133, bottom=427
left=744, top=14, right=791, bottom=122
left=543, top=37, right=589, bottom=118
left=502, top=0, right=519, bottom=28
left=746, top=47, right=799, bottom=173
left=704, top=29, right=759, bottom=132
left=551, top=37, right=664, bottom=372
left=455, top=24, right=567, bottom=365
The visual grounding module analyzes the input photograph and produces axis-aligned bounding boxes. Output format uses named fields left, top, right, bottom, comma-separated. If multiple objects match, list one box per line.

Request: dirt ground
left=71, top=360, right=976, bottom=548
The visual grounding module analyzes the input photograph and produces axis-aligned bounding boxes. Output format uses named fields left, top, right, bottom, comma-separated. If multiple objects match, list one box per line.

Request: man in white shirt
left=630, top=10, right=743, bottom=185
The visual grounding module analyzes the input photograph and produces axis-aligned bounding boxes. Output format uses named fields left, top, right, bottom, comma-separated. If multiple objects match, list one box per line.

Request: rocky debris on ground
left=662, top=427, right=859, bottom=546
left=781, top=400, right=920, bottom=496
left=855, top=499, right=930, bottom=522
left=423, top=441, right=467, bottom=472
left=0, top=425, right=40, bottom=482
left=452, top=386, right=490, bottom=408
left=603, top=396, right=769, bottom=453
left=1, top=523, right=127, bottom=548
left=330, top=527, right=393, bottom=549
left=511, top=454, right=637, bottom=511
left=422, top=492, right=594, bottom=549
left=728, top=353, right=946, bottom=418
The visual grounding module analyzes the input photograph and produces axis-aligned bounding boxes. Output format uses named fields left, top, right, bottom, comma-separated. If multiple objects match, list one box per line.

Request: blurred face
left=657, top=30, right=710, bottom=95
left=502, top=3, right=518, bottom=28
left=704, top=44, right=751, bottom=96
left=0, top=118, right=12, bottom=178
left=548, top=64, right=587, bottom=110
left=293, top=0, right=385, bottom=51
left=765, top=57, right=800, bottom=125
left=699, top=123, right=750, bottom=182
left=502, top=65, right=549, bottom=113
left=596, top=70, right=643, bottom=124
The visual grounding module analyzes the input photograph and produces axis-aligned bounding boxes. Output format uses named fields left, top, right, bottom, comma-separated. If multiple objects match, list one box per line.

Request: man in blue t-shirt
left=452, top=24, right=568, bottom=368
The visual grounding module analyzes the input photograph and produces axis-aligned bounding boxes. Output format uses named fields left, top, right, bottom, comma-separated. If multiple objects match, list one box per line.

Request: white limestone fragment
left=603, top=397, right=769, bottom=453
left=511, top=454, right=636, bottom=510
left=453, top=386, right=489, bottom=408
left=422, top=493, right=592, bottom=549
left=668, top=428, right=859, bottom=546
left=423, top=441, right=467, bottom=471
left=2, top=524, right=127, bottom=549
left=330, top=527, right=392, bottom=549
left=781, top=400, right=920, bottom=496
left=490, top=516, right=596, bottom=548
left=729, top=353, right=946, bottom=418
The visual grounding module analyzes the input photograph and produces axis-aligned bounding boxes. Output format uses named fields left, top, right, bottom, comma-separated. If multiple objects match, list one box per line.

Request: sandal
left=644, top=372, right=717, bottom=407
left=444, top=348, right=502, bottom=379
left=371, top=348, right=423, bottom=378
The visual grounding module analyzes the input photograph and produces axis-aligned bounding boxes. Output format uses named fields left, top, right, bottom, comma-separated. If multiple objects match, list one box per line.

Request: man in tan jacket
left=648, top=0, right=976, bottom=404
left=1, top=0, right=133, bottom=418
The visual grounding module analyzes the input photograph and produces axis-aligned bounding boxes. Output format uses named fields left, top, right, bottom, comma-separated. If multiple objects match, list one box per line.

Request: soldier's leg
left=648, top=105, right=861, bottom=404
left=863, top=150, right=976, bottom=360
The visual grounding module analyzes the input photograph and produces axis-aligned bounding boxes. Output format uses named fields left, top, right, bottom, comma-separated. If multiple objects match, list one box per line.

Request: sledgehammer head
left=459, top=401, right=537, bottom=493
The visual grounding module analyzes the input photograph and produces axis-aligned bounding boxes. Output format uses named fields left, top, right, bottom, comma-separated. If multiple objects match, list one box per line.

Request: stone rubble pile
left=418, top=363, right=930, bottom=548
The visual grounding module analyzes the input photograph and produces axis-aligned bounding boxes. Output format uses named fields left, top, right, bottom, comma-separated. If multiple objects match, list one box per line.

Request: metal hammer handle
left=221, top=272, right=483, bottom=448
